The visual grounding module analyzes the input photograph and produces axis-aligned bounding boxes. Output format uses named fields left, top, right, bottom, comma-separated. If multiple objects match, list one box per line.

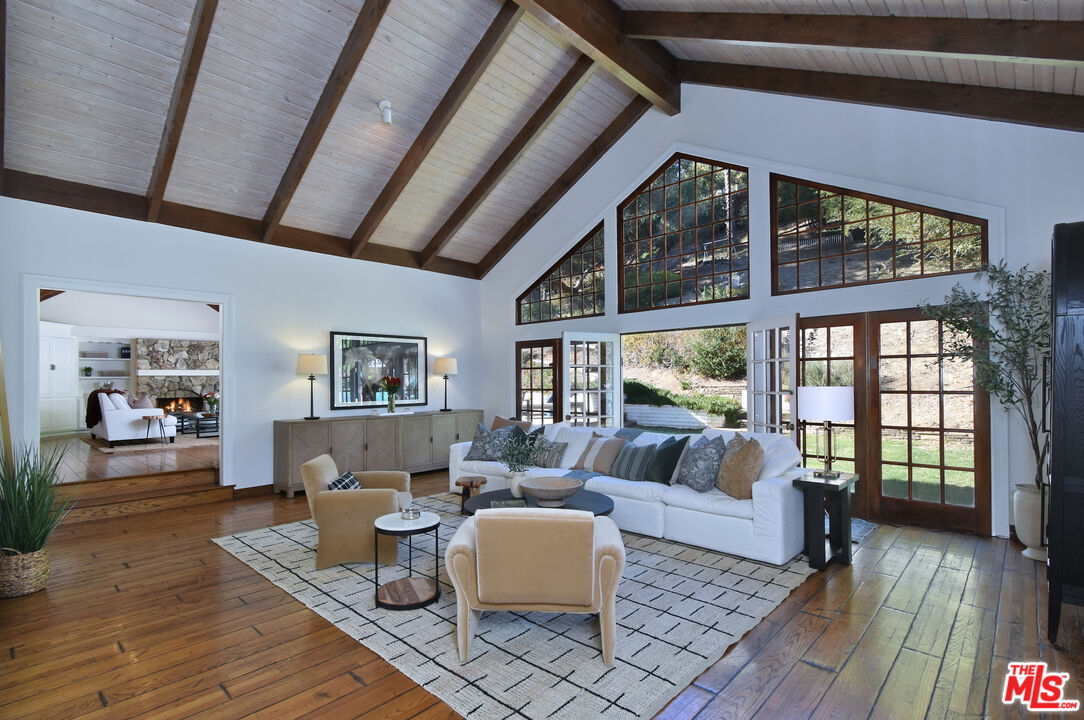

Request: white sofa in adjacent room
left=449, top=425, right=806, bottom=566
left=89, top=393, right=178, bottom=446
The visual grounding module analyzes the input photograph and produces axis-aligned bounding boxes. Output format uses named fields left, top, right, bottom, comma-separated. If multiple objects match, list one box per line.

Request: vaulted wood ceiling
left=3, top=0, right=1082, bottom=278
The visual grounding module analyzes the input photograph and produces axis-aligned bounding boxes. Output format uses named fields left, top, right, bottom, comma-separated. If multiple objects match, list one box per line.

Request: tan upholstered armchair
left=444, top=508, right=626, bottom=666
left=299, top=454, right=412, bottom=570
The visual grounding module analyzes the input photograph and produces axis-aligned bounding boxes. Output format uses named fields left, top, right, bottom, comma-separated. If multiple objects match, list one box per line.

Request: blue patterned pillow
left=677, top=435, right=728, bottom=492
left=610, top=443, right=656, bottom=482
left=328, top=471, right=361, bottom=490
left=464, top=424, right=525, bottom=462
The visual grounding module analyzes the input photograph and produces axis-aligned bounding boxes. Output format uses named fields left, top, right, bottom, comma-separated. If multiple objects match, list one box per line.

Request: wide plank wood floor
left=1, top=472, right=1078, bottom=719
left=41, top=433, right=220, bottom=483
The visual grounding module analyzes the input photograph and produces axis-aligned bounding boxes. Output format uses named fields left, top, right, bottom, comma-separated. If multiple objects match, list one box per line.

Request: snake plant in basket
left=0, top=445, right=74, bottom=597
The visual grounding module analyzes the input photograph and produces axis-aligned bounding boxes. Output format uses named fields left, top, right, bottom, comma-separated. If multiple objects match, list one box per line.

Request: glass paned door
left=799, top=322, right=858, bottom=475
left=516, top=340, right=561, bottom=425
left=562, top=333, right=620, bottom=427
left=746, top=315, right=798, bottom=440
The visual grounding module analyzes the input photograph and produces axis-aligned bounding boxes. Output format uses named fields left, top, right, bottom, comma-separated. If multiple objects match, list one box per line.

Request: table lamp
left=434, top=358, right=458, bottom=412
left=796, top=385, right=854, bottom=479
left=297, top=353, right=328, bottom=420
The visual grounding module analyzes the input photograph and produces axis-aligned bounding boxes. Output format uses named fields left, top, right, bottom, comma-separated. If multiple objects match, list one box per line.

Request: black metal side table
left=792, top=472, right=860, bottom=570
left=373, top=511, right=441, bottom=610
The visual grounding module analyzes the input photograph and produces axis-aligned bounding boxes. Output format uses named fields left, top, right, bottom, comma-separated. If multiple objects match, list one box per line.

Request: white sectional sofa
left=449, top=425, right=807, bottom=566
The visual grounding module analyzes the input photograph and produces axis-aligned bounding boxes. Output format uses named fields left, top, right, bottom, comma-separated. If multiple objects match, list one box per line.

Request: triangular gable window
left=517, top=223, right=605, bottom=325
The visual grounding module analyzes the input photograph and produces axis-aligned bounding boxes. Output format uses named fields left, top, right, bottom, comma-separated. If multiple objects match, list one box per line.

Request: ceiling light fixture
left=377, top=100, right=392, bottom=124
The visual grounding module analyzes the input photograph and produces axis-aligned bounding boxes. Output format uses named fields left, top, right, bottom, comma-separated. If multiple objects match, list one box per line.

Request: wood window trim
left=514, top=339, right=562, bottom=425
left=771, top=173, right=989, bottom=296
left=617, top=152, right=750, bottom=315
left=516, top=223, right=605, bottom=326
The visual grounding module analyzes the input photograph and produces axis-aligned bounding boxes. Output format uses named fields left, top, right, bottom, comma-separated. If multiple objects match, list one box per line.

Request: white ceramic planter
left=1013, top=483, right=1047, bottom=562
left=508, top=471, right=526, bottom=498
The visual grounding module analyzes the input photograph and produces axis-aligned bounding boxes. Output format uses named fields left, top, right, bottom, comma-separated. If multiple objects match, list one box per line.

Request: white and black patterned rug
left=213, top=493, right=814, bottom=720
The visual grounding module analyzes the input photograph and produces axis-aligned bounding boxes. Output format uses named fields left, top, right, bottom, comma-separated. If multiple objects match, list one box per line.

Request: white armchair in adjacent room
left=89, top=393, right=177, bottom=446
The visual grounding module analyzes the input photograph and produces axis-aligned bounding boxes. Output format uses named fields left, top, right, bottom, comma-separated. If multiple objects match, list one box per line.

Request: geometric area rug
left=213, top=493, right=815, bottom=720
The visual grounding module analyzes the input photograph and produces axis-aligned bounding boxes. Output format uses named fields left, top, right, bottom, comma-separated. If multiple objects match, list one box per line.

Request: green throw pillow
left=644, top=436, right=690, bottom=485
left=610, top=443, right=656, bottom=482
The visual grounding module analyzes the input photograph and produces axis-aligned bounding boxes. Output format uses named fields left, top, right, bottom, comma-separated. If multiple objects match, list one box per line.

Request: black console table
left=793, top=472, right=859, bottom=570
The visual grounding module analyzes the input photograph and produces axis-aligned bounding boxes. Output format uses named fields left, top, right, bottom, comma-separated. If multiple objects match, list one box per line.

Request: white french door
left=562, top=332, right=621, bottom=427
left=746, top=315, right=798, bottom=440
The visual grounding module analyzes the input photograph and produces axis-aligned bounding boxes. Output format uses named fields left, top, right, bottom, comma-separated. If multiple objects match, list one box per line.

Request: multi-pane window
left=772, top=175, right=987, bottom=294
left=619, top=154, right=749, bottom=313
left=517, top=223, right=604, bottom=325
left=566, top=338, right=617, bottom=427
left=516, top=340, right=560, bottom=426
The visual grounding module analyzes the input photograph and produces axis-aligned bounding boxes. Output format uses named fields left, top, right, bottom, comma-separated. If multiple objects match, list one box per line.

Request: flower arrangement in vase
left=203, top=392, right=220, bottom=415
left=380, top=375, right=402, bottom=413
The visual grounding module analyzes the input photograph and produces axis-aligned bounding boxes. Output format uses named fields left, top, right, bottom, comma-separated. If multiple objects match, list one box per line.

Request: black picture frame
left=329, top=332, right=428, bottom=410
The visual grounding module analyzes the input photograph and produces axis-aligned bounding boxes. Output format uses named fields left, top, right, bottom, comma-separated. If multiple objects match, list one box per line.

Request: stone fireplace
left=136, top=339, right=220, bottom=401
left=154, top=390, right=204, bottom=414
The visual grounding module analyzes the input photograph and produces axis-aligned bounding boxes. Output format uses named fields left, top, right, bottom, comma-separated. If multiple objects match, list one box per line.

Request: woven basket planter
left=0, top=548, right=51, bottom=598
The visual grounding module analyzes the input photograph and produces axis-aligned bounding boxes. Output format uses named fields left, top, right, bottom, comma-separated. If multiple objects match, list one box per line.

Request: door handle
left=50, top=364, right=56, bottom=371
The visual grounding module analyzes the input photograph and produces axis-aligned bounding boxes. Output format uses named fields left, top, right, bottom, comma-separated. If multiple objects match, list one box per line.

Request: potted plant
left=922, top=261, right=1051, bottom=559
left=82, top=366, right=92, bottom=377
left=501, top=431, right=543, bottom=499
left=0, top=445, right=74, bottom=597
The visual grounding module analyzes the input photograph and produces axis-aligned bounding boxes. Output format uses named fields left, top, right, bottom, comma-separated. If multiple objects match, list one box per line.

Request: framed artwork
left=330, top=332, right=427, bottom=410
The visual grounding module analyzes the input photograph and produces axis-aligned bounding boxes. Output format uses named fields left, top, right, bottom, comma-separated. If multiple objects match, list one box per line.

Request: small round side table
left=373, top=511, right=441, bottom=610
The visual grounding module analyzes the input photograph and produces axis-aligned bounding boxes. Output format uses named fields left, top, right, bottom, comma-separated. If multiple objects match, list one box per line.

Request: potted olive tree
left=501, top=431, right=543, bottom=499
left=922, top=261, right=1050, bottom=559
left=0, top=445, right=74, bottom=596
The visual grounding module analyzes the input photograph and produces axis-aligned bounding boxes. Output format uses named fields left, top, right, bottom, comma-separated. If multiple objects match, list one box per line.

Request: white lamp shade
left=796, top=386, right=854, bottom=422
left=434, top=358, right=458, bottom=376
left=296, top=353, right=328, bottom=376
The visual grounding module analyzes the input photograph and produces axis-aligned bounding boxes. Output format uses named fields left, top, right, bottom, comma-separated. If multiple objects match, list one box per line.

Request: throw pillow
left=491, top=415, right=532, bottom=432
left=554, top=427, right=594, bottom=469
left=717, top=435, right=766, bottom=500
left=535, top=439, right=569, bottom=468
left=677, top=435, right=728, bottom=492
left=463, top=424, right=523, bottom=462
left=614, top=428, right=644, bottom=441
left=130, top=396, right=154, bottom=409
left=328, top=471, right=361, bottom=490
left=610, top=443, right=656, bottom=483
left=644, top=436, right=690, bottom=485
left=573, top=436, right=626, bottom=474
left=108, top=393, right=130, bottom=411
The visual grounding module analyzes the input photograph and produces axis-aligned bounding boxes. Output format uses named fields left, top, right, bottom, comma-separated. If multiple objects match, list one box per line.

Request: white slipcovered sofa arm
left=448, top=441, right=472, bottom=492
left=751, top=467, right=806, bottom=556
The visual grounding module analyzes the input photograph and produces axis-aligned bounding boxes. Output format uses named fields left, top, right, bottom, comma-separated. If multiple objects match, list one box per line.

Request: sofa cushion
left=554, top=427, right=594, bottom=470
left=573, top=436, right=625, bottom=474
left=108, top=393, right=131, bottom=411
left=645, top=436, right=690, bottom=485
left=610, top=443, right=656, bottom=482
left=464, top=424, right=522, bottom=462
left=702, top=428, right=801, bottom=481
left=535, top=440, right=568, bottom=468
left=584, top=474, right=669, bottom=503
left=458, top=459, right=510, bottom=477
left=328, top=471, right=361, bottom=490
left=676, top=435, right=728, bottom=492
left=491, top=415, right=532, bottom=432
left=129, top=395, right=154, bottom=409
left=662, top=483, right=754, bottom=520
left=717, top=435, right=765, bottom=500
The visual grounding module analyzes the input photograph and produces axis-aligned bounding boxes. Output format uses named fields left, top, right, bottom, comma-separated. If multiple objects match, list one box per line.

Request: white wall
left=481, top=83, right=1084, bottom=536
left=40, top=290, right=221, bottom=339
left=0, top=198, right=482, bottom=488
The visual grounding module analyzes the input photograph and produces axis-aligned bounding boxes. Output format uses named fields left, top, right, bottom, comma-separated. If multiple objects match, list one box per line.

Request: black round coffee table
left=463, top=488, right=614, bottom=516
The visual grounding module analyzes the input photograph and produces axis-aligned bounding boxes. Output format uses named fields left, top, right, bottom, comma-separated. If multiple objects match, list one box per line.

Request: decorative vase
left=1013, top=483, right=1047, bottom=561
left=508, top=471, right=526, bottom=498
left=387, top=395, right=395, bottom=414
left=0, top=548, right=51, bottom=598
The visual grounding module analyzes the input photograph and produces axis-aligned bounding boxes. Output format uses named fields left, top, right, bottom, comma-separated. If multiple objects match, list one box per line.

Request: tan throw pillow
left=716, top=435, right=765, bottom=500
left=490, top=415, right=532, bottom=432
left=574, top=435, right=626, bottom=474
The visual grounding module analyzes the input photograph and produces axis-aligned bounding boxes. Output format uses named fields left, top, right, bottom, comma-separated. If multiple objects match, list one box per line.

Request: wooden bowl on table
left=518, top=476, right=584, bottom=507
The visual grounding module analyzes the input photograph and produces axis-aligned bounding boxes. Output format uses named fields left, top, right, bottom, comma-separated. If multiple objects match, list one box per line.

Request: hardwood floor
left=41, top=433, right=219, bottom=484
left=1, top=471, right=1077, bottom=719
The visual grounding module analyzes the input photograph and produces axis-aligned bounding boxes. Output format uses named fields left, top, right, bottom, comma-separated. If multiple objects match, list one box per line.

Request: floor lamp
left=796, top=386, right=854, bottom=479
left=434, top=358, right=457, bottom=412
left=297, top=354, right=328, bottom=420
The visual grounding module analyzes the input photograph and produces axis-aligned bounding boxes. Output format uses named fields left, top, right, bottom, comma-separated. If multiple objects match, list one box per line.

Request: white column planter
left=1013, top=484, right=1047, bottom=562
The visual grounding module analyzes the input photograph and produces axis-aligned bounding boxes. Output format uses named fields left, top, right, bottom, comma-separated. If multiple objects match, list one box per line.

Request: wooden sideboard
left=273, top=409, right=483, bottom=498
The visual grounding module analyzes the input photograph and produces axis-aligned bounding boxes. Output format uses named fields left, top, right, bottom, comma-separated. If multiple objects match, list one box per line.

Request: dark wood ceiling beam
left=261, top=0, right=390, bottom=244
left=419, top=54, right=595, bottom=269
left=40, top=290, right=65, bottom=302
left=348, top=2, right=524, bottom=259
left=3, top=171, right=479, bottom=279
left=510, top=0, right=679, bottom=115
left=625, top=11, right=1084, bottom=63
left=146, top=0, right=218, bottom=222
left=478, top=96, right=651, bottom=277
left=681, top=61, right=1084, bottom=134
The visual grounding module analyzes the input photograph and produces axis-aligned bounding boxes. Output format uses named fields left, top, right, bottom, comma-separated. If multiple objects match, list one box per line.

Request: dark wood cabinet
left=1048, top=220, right=1084, bottom=643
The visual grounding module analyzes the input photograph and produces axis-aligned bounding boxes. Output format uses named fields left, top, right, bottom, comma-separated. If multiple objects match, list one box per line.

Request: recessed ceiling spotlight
left=378, top=100, right=392, bottom=124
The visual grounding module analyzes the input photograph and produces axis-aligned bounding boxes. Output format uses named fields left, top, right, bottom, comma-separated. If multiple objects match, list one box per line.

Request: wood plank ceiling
left=3, top=0, right=1082, bottom=278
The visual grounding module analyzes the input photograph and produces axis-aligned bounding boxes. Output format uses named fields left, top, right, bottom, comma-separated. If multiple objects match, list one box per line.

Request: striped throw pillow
left=535, top=440, right=569, bottom=468
left=573, top=436, right=626, bottom=474
left=610, top=443, right=657, bottom=483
